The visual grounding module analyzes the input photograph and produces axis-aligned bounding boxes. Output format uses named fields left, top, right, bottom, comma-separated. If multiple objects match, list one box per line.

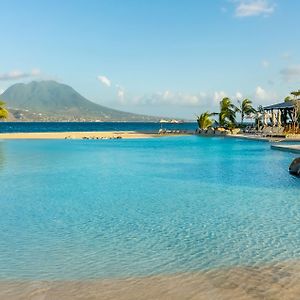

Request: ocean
left=0, top=122, right=198, bottom=133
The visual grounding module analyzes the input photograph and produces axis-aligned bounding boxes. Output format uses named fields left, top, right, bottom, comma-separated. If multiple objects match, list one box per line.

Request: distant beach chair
left=261, top=126, right=273, bottom=137
left=257, top=126, right=263, bottom=134
left=244, top=126, right=252, bottom=134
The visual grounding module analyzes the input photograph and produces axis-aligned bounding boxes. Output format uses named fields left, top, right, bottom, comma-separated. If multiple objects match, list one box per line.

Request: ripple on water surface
left=0, top=136, right=300, bottom=280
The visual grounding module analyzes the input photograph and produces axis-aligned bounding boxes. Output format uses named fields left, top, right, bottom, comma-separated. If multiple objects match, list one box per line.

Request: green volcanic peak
left=1, top=81, right=160, bottom=121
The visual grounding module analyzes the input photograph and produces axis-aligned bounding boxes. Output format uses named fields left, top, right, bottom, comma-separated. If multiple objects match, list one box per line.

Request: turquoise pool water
left=1, top=136, right=300, bottom=280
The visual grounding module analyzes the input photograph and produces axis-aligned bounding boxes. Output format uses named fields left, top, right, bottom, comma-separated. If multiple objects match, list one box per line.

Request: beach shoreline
left=1, top=260, right=300, bottom=299
left=0, top=131, right=158, bottom=140
left=0, top=131, right=195, bottom=140
left=1, top=130, right=299, bottom=142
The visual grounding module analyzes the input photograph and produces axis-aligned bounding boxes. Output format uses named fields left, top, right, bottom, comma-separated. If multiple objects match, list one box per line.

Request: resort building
left=263, top=100, right=299, bottom=134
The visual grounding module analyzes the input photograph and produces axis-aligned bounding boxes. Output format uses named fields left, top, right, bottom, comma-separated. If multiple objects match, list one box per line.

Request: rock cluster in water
left=64, top=136, right=122, bottom=140
left=195, top=128, right=241, bottom=136
left=158, top=129, right=188, bottom=135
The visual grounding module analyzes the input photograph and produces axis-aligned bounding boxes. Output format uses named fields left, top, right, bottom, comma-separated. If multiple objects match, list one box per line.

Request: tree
left=254, top=105, right=264, bottom=129
left=284, top=92, right=300, bottom=129
left=197, top=112, right=215, bottom=129
left=237, top=99, right=256, bottom=125
left=219, top=97, right=238, bottom=128
left=291, top=90, right=300, bottom=100
left=284, top=96, right=292, bottom=102
left=0, top=101, right=8, bottom=120
left=290, top=91, right=300, bottom=128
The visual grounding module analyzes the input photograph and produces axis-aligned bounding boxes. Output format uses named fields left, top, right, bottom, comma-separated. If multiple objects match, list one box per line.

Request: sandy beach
left=0, top=131, right=158, bottom=140
left=1, top=261, right=300, bottom=300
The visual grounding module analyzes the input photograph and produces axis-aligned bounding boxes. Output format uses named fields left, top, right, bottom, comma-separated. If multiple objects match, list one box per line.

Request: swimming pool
left=1, top=136, right=299, bottom=280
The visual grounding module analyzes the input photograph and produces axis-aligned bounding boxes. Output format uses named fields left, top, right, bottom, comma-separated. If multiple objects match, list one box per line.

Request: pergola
left=263, top=101, right=297, bottom=132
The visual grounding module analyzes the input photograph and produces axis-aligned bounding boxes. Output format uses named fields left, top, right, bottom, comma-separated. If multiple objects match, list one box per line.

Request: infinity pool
left=1, top=136, right=300, bottom=280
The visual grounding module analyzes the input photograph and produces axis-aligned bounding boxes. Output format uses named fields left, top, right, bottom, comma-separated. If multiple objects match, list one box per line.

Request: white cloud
left=255, top=86, right=267, bottom=99
left=97, top=75, right=111, bottom=87
left=235, top=91, right=243, bottom=100
left=255, top=86, right=276, bottom=102
left=122, top=91, right=210, bottom=107
left=0, top=69, right=40, bottom=81
left=118, top=89, right=124, bottom=98
left=234, top=0, right=275, bottom=17
left=31, top=69, right=40, bottom=76
left=114, top=84, right=124, bottom=102
left=280, top=66, right=300, bottom=83
left=159, top=90, right=202, bottom=106
left=214, top=91, right=227, bottom=103
left=117, top=88, right=125, bottom=105
left=116, top=90, right=237, bottom=110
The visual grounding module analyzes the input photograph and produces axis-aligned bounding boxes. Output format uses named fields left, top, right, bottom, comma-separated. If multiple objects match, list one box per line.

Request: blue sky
left=0, top=0, right=299, bottom=118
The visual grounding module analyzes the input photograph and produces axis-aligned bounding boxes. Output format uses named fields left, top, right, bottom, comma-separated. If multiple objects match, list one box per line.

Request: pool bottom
left=1, top=260, right=300, bottom=300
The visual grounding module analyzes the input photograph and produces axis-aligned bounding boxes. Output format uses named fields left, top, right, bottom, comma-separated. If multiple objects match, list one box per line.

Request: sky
left=0, top=0, right=300, bottom=119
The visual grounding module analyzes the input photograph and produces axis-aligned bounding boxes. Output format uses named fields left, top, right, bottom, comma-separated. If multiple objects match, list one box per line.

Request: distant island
left=0, top=81, right=165, bottom=122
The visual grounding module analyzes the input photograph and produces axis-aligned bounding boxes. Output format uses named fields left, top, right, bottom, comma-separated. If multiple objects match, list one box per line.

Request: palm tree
left=255, top=105, right=264, bottom=129
left=0, top=101, right=8, bottom=120
left=284, top=96, right=292, bottom=102
left=197, top=112, right=215, bottom=129
left=290, top=91, right=300, bottom=129
left=219, top=97, right=238, bottom=128
left=291, top=90, right=300, bottom=100
left=237, top=99, right=256, bottom=125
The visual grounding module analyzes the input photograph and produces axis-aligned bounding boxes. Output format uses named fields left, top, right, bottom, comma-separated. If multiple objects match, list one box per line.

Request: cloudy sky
left=0, top=0, right=299, bottom=118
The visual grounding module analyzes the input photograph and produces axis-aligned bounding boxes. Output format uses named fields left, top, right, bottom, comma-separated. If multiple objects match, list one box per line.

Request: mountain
left=0, top=81, right=161, bottom=122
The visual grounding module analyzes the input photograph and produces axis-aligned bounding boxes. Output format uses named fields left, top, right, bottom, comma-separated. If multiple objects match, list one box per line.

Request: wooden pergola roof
left=263, top=101, right=294, bottom=110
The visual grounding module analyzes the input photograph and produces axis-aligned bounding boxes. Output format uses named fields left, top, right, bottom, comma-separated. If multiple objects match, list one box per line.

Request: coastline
left=1, top=260, right=300, bottom=300
left=0, top=131, right=195, bottom=140
left=0, top=131, right=158, bottom=140
left=1, top=130, right=299, bottom=142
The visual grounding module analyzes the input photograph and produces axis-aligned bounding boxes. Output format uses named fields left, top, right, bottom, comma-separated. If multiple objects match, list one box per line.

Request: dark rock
left=289, top=157, right=300, bottom=176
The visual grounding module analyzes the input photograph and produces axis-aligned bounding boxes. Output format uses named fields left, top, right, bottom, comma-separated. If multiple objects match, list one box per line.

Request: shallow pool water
left=1, top=136, right=300, bottom=280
